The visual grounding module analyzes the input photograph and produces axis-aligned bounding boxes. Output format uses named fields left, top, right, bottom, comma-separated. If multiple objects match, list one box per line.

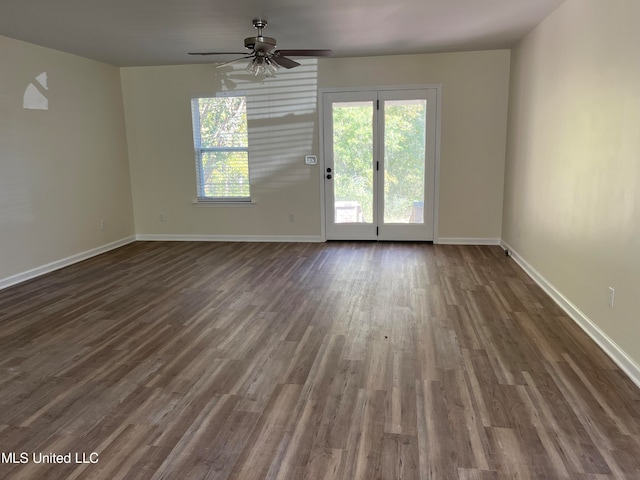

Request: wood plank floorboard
left=0, top=241, right=639, bottom=479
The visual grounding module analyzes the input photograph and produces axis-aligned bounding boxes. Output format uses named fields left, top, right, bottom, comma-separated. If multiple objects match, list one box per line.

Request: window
left=191, top=95, right=250, bottom=202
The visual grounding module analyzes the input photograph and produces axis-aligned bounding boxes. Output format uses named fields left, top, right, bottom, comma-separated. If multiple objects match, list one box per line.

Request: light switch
left=305, top=155, right=317, bottom=165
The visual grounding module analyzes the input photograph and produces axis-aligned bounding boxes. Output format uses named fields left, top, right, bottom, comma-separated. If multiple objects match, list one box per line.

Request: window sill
left=192, top=200, right=256, bottom=207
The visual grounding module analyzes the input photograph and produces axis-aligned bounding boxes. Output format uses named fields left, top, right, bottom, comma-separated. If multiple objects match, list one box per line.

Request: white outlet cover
left=305, top=155, right=317, bottom=165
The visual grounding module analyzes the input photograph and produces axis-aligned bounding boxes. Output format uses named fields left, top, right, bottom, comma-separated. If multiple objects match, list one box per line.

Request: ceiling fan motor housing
left=245, top=36, right=277, bottom=51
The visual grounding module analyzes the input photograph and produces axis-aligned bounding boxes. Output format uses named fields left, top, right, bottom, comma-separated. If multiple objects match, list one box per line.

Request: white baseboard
left=0, top=236, right=136, bottom=291
left=135, top=234, right=324, bottom=243
left=500, top=240, right=640, bottom=389
left=436, top=237, right=501, bottom=245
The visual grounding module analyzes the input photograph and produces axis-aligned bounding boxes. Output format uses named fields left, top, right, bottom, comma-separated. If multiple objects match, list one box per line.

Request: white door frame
left=318, top=84, right=442, bottom=242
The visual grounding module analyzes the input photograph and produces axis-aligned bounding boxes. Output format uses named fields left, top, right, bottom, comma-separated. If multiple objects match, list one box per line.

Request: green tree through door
left=332, top=100, right=427, bottom=224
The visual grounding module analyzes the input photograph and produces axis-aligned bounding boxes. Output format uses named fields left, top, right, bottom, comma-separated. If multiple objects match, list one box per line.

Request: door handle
left=326, top=174, right=332, bottom=179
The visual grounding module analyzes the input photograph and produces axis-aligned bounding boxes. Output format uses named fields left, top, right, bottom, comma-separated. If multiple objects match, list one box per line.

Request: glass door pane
left=377, top=88, right=437, bottom=241
left=383, top=99, right=427, bottom=224
left=323, top=88, right=436, bottom=241
left=332, top=101, right=374, bottom=224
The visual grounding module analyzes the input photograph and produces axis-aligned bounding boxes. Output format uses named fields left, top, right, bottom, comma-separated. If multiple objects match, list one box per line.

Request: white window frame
left=191, top=94, right=251, bottom=203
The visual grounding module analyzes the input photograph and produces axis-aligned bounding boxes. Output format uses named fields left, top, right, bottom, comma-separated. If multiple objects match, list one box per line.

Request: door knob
left=326, top=174, right=332, bottom=179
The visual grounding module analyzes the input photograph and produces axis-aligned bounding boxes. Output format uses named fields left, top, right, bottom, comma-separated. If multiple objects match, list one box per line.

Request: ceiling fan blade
left=214, top=56, right=253, bottom=68
left=188, top=51, right=249, bottom=56
left=271, top=55, right=300, bottom=69
left=274, top=49, right=333, bottom=57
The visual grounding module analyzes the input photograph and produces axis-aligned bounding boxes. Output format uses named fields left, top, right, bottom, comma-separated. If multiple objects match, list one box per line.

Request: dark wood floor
left=0, top=242, right=639, bottom=480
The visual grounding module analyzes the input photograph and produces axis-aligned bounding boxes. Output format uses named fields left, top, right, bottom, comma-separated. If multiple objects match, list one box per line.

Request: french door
left=323, top=88, right=438, bottom=241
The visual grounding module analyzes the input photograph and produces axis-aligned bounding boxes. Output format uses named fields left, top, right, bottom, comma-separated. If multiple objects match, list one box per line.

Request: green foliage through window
left=384, top=100, right=426, bottom=223
left=332, top=99, right=427, bottom=224
left=333, top=102, right=374, bottom=222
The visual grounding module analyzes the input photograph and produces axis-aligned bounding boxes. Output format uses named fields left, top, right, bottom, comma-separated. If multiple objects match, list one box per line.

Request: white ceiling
left=0, top=0, right=565, bottom=67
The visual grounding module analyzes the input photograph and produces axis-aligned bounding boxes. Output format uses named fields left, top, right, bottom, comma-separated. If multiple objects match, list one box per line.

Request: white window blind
left=191, top=95, right=251, bottom=201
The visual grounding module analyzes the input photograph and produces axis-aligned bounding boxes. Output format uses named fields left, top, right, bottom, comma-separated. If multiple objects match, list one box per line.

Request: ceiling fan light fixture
left=246, top=56, right=264, bottom=75
left=247, top=55, right=279, bottom=77
left=265, top=57, right=279, bottom=76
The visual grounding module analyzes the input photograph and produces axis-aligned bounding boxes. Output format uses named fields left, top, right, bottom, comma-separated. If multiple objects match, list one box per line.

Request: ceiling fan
left=188, top=19, right=332, bottom=76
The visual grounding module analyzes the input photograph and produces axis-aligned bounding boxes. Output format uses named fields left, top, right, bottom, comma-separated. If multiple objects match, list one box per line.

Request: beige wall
left=121, top=50, right=510, bottom=241
left=0, top=36, right=134, bottom=284
left=120, top=63, right=324, bottom=239
left=503, top=1, right=640, bottom=366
